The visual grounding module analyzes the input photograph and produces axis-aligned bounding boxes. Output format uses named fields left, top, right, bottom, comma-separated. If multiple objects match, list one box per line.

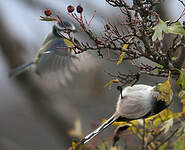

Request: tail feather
left=80, top=114, right=118, bottom=144
left=9, top=61, right=34, bottom=77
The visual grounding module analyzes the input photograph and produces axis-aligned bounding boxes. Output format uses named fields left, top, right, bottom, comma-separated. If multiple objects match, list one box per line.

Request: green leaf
left=167, top=22, right=185, bottom=36
left=152, top=17, right=168, bottom=41
left=176, top=69, right=185, bottom=90
left=152, top=18, right=185, bottom=41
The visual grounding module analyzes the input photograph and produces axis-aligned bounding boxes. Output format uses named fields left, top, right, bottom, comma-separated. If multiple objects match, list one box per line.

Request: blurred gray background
left=0, top=0, right=184, bottom=150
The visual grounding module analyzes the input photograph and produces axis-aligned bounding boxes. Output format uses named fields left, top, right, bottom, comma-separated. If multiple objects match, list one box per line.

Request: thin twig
left=178, top=0, right=185, bottom=7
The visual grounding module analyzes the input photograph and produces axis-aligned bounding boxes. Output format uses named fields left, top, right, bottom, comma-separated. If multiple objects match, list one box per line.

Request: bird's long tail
left=9, top=61, right=34, bottom=77
left=80, top=114, right=119, bottom=144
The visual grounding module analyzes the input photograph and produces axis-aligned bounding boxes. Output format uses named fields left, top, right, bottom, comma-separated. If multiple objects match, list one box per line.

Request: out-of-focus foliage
left=68, top=117, right=84, bottom=139
left=173, top=137, right=185, bottom=150
left=173, top=122, right=185, bottom=150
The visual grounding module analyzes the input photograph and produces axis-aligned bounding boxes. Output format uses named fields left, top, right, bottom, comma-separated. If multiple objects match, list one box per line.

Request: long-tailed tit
left=80, top=84, right=171, bottom=144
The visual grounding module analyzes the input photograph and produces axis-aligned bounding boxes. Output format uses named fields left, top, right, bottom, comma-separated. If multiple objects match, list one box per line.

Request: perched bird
left=9, top=21, right=96, bottom=84
left=80, top=84, right=172, bottom=144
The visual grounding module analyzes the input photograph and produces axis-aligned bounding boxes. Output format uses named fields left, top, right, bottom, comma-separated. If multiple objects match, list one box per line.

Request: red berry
left=44, top=9, right=52, bottom=16
left=76, top=5, right=83, bottom=13
left=67, top=5, right=74, bottom=13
